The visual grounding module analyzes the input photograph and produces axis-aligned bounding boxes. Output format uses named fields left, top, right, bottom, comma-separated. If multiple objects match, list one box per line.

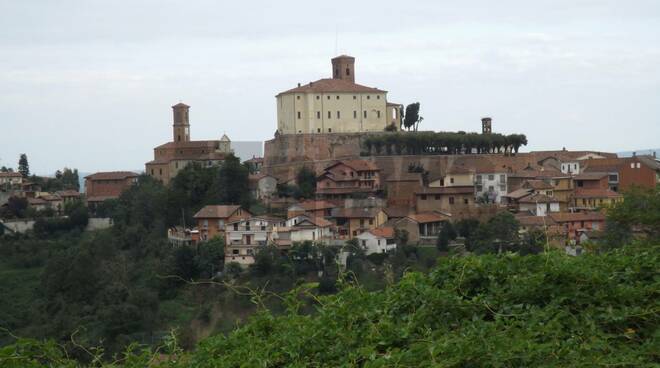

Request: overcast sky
left=1, top=0, right=659, bottom=174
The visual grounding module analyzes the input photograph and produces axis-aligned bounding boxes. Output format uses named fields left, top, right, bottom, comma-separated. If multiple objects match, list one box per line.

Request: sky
left=1, top=0, right=659, bottom=175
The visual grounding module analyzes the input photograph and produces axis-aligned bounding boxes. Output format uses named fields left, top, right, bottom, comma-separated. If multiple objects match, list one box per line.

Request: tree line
left=362, top=131, right=528, bottom=156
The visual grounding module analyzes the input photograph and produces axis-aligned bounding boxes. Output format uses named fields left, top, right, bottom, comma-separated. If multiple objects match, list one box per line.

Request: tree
left=403, top=103, right=421, bottom=131
left=296, top=166, right=317, bottom=200
left=196, top=236, right=225, bottom=278
left=605, top=185, right=660, bottom=246
left=436, top=222, right=457, bottom=251
left=18, top=154, right=29, bottom=177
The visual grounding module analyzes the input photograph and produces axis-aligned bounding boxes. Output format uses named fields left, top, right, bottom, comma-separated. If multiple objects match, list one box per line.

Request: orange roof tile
left=277, top=78, right=386, bottom=96
left=84, top=171, right=138, bottom=181
left=193, top=205, right=245, bottom=219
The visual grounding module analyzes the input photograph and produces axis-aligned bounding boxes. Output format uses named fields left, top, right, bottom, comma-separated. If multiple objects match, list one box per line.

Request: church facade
left=276, top=55, right=402, bottom=135
left=145, top=103, right=232, bottom=185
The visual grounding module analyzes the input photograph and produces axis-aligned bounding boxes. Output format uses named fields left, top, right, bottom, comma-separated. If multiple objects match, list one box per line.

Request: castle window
left=363, top=111, right=367, bottom=118
left=328, top=128, right=332, bottom=132
left=353, top=111, right=357, bottom=118
left=317, top=128, right=321, bottom=133
left=317, top=111, right=321, bottom=119
left=297, top=111, right=301, bottom=119
left=367, top=95, right=370, bottom=100
left=377, top=111, right=381, bottom=118
left=336, top=111, right=340, bottom=118
left=328, top=111, right=331, bottom=119
left=336, top=95, right=339, bottom=100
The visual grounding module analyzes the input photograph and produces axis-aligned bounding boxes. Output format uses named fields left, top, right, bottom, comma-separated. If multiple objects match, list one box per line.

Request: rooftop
left=193, top=205, right=243, bottom=219
left=277, top=78, right=386, bottom=96
left=84, top=171, right=139, bottom=181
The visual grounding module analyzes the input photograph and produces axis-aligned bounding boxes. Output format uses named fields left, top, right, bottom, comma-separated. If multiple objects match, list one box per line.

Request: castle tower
left=331, top=55, right=355, bottom=83
left=172, top=102, right=190, bottom=143
left=481, top=117, right=492, bottom=134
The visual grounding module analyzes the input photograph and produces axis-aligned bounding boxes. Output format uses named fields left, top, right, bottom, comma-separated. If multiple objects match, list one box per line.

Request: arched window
left=346, top=68, right=350, bottom=76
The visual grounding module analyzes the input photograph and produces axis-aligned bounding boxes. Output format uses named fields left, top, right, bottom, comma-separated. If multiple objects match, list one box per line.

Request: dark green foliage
left=195, top=236, right=225, bottom=279
left=173, top=246, right=198, bottom=281
left=17, top=154, right=29, bottom=177
left=0, top=197, right=28, bottom=219
left=33, top=201, right=89, bottom=237
left=403, top=102, right=422, bottom=131
left=436, top=222, right=456, bottom=252
left=362, top=131, right=528, bottom=156
left=317, top=277, right=337, bottom=294
left=468, top=212, right=521, bottom=254
left=296, top=166, right=317, bottom=200
left=605, top=184, right=660, bottom=247
left=30, top=168, right=80, bottom=192
left=206, top=154, right=252, bottom=209
left=455, top=218, right=480, bottom=238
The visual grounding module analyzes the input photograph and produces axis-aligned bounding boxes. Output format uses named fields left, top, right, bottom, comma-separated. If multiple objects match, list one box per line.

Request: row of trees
left=362, top=131, right=528, bottom=156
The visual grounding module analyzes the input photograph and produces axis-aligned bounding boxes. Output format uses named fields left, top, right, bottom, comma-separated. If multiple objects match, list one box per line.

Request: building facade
left=276, top=55, right=401, bottom=135
left=145, top=103, right=232, bottom=185
left=84, top=171, right=138, bottom=204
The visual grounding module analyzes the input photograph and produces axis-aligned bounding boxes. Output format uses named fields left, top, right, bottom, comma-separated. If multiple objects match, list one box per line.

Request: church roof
left=276, top=78, right=386, bottom=96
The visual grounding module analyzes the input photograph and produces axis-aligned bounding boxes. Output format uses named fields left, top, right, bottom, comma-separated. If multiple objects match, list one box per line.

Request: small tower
left=331, top=55, right=355, bottom=83
left=172, top=102, right=190, bottom=143
left=481, top=117, right=492, bottom=134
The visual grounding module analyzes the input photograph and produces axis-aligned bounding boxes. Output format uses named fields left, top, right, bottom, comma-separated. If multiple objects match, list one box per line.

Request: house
left=549, top=212, right=606, bottom=241
left=248, top=173, right=277, bottom=201
left=27, top=197, right=49, bottom=212
left=38, top=193, right=64, bottom=213
left=573, top=172, right=610, bottom=190
left=474, top=171, right=508, bottom=204
left=382, top=216, right=421, bottom=244
left=84, top=171, right=139, bottom=206
left=287, top=200, right=337, bottom=219
left=331, top=207, right=388, bottom=238
left=275, top=55, right=401, bottom=135
left=582, top=156, right=660, bottom=191
left=193, top=205, right=251, bottom=241
left=518, top=193, right=561, bottom=216
left=0, top=172, right=23, bottom=188
left=406, top=211, right=451, bottom=241
left=55, top=190, right=81, bottom=205
left=145, top=103, right=232, bottom=185
left=284, top=215, right=334, bottom=243
left=414, top=186, right=475, bottom=217
left=244, top=156, right=264, bottom=174
left=385, top=172, right=423, bottom=207
left=572, top=188, right=622, bottom=210
left=428, top=165, right=475, bottom=187
left=356, top=227, right=397, bottom=254
left=316, top=159, right=381, bottom=200
left=225, top=216, right=285, bottom=266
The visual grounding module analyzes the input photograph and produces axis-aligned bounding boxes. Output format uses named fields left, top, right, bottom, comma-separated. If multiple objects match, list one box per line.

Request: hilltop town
left=2, top=55, right=660, bottom=261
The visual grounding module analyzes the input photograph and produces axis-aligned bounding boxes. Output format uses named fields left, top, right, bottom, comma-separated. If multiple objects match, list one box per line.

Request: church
left=276, top=55, right=402, bottom=135
left=145, top=103, right=232, bottom=185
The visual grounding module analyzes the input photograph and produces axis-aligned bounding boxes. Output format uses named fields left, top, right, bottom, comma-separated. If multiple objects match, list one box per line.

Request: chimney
left=297, top=82, right=301, bottom=87
left=331, top=55, right=355, bottom=83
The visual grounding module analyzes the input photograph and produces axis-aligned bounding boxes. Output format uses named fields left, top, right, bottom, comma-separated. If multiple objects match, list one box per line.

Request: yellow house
left=332, top=207, right=388, bottom=238
left=276, top=55, right=401, bottom=134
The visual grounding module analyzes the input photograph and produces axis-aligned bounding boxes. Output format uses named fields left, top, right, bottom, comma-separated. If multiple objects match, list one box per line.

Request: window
left=296, top=95, right=300, bottom=100
left=362, top=240, right=366, bottom=246
left=377, top=95, right=380, bottom=99
left=476, top=175, right=482, bottom=184
left=233, top=223, right=238, bottom=231
left=297, top=111, right=301, bottom=119
left=377, top=111, right=381, bottom=118
left=463, top=198, right=469, bottom=204
left=328, top=128, right=332, bottom=132
left=336, top=111, right=340, bottom=118
left=328, top=111, right=332, bottom=118
left=499, top=185, right=506, bottom=192
left=353, top=95, right=357, bottom=100
left=353, top=111, right=357, bottom=118
left=232, top=249, right=239, bottom=255
left=327, top=96, right=330, bottom=100
left=151, top=169, right=154, bottom=175
left=317, top=111, right=321, bottom=119
left=245, top=223, right=250, bottom=231
left=346, top=68, right=350, bottom=76
left=636, top=163, right=641, bottom=169
left=317, top=128, right=321, bottom=133
left=175, top=162, right=178, bottom=169
left=363, top=111, right=367, bottom=118
left=488, top=174, right=494, bottom=181
left=316, top=95, right=320, bottom=100
left=450, top=178, right=454, bottom=184
left=499, top=174, right=505, bottom=183
left=435, top=195, right=441, bottom=200
left=336, top=95, right=340, bottom=100
left=630, top=163, right=635, bottom=168
left=421, top=194, right=427, bottom=200
left=369, top=219, right=373, bottom=225
left=360, top=219, right=365, bottom=226
left=449, top=197, right=455, bottom=204
left=203, top=220, right=208, bottom=227
left=476, top=185, right=483, bottom=192
left=488, top=185, right=494, bottom=192
left=367, top=95, right=370, bottom=100
left=261, top=225, right=266, bottom=231
left=159, top=168, right=162, bottom=175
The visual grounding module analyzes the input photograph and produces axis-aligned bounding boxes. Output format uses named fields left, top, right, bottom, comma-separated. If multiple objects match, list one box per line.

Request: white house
left=225, top=216, right=285, bottom=266
left=518, top=193, right=561, bottom=216
left=560, top=161, right=581, bottom=174
left=475, top=172, right=508, bottom=203
left=356, top=227, right=397, bottom=255
left=280, top=215, right=335, bottom=243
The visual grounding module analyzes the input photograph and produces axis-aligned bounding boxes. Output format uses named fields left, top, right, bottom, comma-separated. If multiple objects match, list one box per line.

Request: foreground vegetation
left=1, top=244, right=658, bottom=367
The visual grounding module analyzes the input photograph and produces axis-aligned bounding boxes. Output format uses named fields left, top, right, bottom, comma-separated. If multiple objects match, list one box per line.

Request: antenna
left=334, top=25, right=338, bottom=55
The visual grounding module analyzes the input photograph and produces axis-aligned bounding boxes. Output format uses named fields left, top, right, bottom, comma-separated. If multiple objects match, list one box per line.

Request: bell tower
left=331, top=55, right=355, bottom=83
left=481, top=117, right=492, bottom=134
left=172, top=102, right=190, bottom=143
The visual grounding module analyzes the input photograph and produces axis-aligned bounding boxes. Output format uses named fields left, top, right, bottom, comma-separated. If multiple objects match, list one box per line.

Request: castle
left=275, top=55, right=402, bottom=135
left=145, top=103, right=232, bottom=185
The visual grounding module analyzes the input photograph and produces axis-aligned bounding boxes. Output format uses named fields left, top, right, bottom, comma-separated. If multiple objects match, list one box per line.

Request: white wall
left=356, top=232, right=396, bottom=255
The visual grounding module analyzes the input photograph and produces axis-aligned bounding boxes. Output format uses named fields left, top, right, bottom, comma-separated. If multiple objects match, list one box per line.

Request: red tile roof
left=518, top=193, right=559, bottom=204
left=573, top=172, right=608, bottom=180
left=407, top=211, right=450, bottom=223
left=84, top=171, right=138, bottom=181
left=277, top=78, right=386, bottom=96
left=383, top=207, right=412, bottom=218
left=369, top=227, right=395, bottom=238
left=522, top=180, right=554, bottom=190
left=549, top=212, right=606, bottom=223
left=193, top=205, right=245, bottom=219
